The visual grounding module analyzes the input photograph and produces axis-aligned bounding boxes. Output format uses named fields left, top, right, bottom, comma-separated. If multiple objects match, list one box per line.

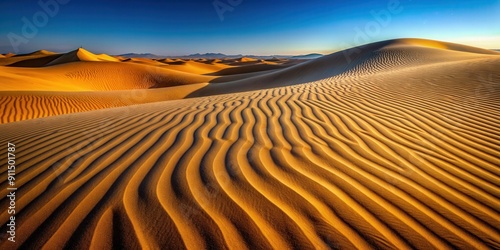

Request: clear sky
left=1, top=0, right=499, bottom=55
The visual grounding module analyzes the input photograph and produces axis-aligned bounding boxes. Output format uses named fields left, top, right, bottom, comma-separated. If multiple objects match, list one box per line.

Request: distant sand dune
left=1, top=49, right=115, bottom=67
left=47, top=48, right=119, bottom=66
left=0, top=53, right=53, bottom=66
left=122, top=58, right=166, bottom=66
left=0, top=51, right=293, bottom=123
left=239, top=57, right=258, bottom=62
left=7, top=54, right=62, bottom=67
left=28, top=50, right=57, bottom=56
left=206, top=63, right=287, bottom=76
left=160, top=60, right=232, bottom=75
left=0, top=38, right=499, bottom=249
left=0, top=61, right=215, bottom=92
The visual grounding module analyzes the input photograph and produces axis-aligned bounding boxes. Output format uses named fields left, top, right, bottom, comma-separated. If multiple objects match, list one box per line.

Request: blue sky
left=1, top=0, right=499, bottom=55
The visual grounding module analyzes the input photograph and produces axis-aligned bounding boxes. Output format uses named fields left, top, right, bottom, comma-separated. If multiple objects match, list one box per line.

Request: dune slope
left=0, top=39, right=499, bottom=249
left=190, top=38, right=500, bottom=97
left=0, top=61, right=215, bottom=92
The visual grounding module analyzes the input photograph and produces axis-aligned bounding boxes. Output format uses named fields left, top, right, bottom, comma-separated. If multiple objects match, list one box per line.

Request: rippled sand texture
left=0, top=39, right=499, bottom=249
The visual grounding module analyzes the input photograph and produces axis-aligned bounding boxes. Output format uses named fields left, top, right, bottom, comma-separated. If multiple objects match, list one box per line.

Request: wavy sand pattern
left=0, top=39, right=499, bottom=249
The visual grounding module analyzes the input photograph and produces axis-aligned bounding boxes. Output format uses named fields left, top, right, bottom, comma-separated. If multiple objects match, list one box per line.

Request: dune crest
left=28, top=49, right=57, bottom=56
left=46, top=48, right=119, bottom=66
left=389, top=38, right=500, bottom=55
left=239, top=57, right=257, bottom=62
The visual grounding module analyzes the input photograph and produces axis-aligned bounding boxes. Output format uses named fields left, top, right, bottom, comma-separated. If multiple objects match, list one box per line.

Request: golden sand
left=0, top=38, right=499, bottom=249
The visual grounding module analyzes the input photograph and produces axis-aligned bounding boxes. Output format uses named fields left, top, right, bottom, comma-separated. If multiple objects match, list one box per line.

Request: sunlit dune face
left=393, top=38, right=450, bottom=50
left=410, top=39, right=449, bottom=50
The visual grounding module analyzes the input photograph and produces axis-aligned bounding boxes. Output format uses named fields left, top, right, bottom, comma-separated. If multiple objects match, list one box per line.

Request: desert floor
left=0, top=38, right=499, bottom=249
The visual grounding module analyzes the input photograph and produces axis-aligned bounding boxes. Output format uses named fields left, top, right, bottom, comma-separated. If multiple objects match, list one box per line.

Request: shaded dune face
left=0, top=39, right=499, bottom=249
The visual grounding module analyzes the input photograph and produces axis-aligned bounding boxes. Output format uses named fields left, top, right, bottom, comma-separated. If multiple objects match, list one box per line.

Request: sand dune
left=159, top=60, right=232, bottom=75
left=27, top=50, right=57, bottom=56
left=0, top=60, right=215, bottom=91
left=46, top=48, right=119, bottom=66
left=190, top=38, right=500, bottom=97
left=1, top=49, right=120, bottom=68
left=394, top=38, right=500, bottom=55
left=239, top=57, right=258, bottom=62
left=0, top=52, right=55, bottom=66
left=0, top=61, right=215, bottom=122
left=207, top=63, right=287, bottom=76
left=206, top=59, right=222, bottom=64
left=0, top=38, right=499, bottom=249
left=122, top=57, right=166, bottom=66
left=157, top=58, right=177, bottom=63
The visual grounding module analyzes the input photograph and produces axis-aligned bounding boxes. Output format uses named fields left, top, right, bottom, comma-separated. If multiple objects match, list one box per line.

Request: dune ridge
left=28, top=50, right=57, bottom=56
left=46, top=48, right=119, bottom=66
left=0, top=38, right=499, bottom=249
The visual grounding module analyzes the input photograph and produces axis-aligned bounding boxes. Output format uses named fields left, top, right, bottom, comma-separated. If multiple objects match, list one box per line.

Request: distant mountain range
left=118, top=53, right=161, bottom=59
left=290, top=53, right=323, bottom=59
left=183, top=53, right=238, bottom=59
left=117, top=52, right=323, bottom=59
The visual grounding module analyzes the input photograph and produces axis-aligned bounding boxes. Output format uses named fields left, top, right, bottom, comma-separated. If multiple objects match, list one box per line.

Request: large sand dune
left=190, top=38, right=500, bottom=97
left=0, top=38, right=499, bottom=249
